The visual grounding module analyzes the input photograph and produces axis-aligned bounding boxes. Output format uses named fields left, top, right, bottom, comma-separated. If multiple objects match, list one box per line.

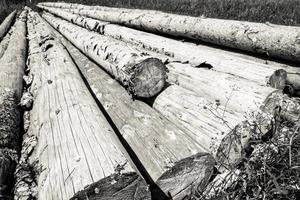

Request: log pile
left=0, top=9, right=27, bottom=198
left=0, top=2, right=298, bottom=200
left=39, top=2, right=300, bottom=63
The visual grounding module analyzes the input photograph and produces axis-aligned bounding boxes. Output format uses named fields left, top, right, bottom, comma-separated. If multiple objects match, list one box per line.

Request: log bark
left=14, top=11, right=148, bottom=200
left=39, top=2, right=300, bottom=63
left=41, top=12, right=167, bottom=99
left=45, top=15, right=216, bottom=199
left=0, top=9, right=27, bottom=198
left=0, top=10, right=16, bottom=41
left=38, top=6, right=287, bottom=85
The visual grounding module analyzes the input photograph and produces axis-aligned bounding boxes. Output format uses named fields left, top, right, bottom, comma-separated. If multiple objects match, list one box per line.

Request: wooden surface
left=42, top=16, right=219, bottom=199
left=39, top=2, right=300, bottom=63
left=15, top=11, right=140, bottom=200
left=0, top=10, right=16, bottom=41
left=42, top=12, right=167, bottom=98
left=0, top=9, right=27, bottom=198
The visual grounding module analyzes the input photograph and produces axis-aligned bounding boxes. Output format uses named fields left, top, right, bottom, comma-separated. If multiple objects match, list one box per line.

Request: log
left=39, top=2, right=300, bottom=63
left=166, top=62, right=276, bottom=115
left=14, top=11, right=150, bottom=200
left=216, top=91, right=300, bottom=172
left=0, top=10, right=16, bottom=41
left=0, top=25, right=12, bottom=59
left=0, top=9, right=27, bottom=198
left=268, top=69, right=300, bottom=97
left=38, top=6, right=286, bottom=85
left=44, top=14, right=216, bottom=199
left=41, top=12, right=167, bottom=99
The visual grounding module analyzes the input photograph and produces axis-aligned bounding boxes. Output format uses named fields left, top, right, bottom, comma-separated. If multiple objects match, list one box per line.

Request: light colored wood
left=0, top=10, right=16, bottom=40
left=39, top=6, right=300, bottom=86
left=42, top=12, right=167, bottom=98
left=0, top=24, right=12, bottom=59
left=0, top=9, right=27, bottom=198
left=39, top=2, right=300, bottom=63
left=45, top=15, right=216, bottom=199
left=15, top=11, right=139, bottom=200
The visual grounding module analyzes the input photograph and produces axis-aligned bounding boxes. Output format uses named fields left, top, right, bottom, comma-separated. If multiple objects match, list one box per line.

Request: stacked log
left=42, top=12, right=216, bottom=199
left=42, top=11, right=167, bottom=99
left=39, top=2, right=300, bottom=63
left=38, top=6, right=286, bottom=85
left=14, top=10, right=150, bottom=200
left=0, top=10, right=16, bottom=40
left=0, top=9, right=27, bottom=198
left=0, top=24, right=13, bottom=59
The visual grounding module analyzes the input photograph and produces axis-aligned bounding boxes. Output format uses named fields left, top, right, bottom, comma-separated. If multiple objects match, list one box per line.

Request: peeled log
left=39, top=2, right=300, bottom=63
left=0, top=10, right=27, bottom=197
left=41, top=12, right=166, bottom=98
left=0, top=10, right=16, bottom=40
left=0, top=24, right=12, bottom=59
left=15, top=11, right=148, bottom=200
left=38, top=6, right=282, bottom=85
left=46, top=15, right=215, bottom=199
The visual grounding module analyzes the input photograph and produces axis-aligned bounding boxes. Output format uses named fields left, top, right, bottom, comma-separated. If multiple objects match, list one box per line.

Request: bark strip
left=0, top=9, right=27, bottom=198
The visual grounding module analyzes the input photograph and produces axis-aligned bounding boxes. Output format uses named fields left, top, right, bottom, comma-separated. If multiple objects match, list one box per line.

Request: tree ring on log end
left=131, top=58, right=166, bottom=98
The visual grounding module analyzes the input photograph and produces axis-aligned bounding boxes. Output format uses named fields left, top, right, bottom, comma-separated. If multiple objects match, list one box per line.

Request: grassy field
left=38, top=0, right=300, bottom=26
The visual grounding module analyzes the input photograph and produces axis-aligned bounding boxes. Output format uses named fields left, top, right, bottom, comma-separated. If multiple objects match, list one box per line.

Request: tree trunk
left=38, top=2, right=300, bottom=63
left=38, top=6, right=283, bottom=85
left=41, top=12, right=167, bottom=99
left=0, top=9, right=27, bottom=198
left=0, top=10, right=16, bottom=41
left=44, top=13, right=216, bottom=199
left=14, top=10, right=151, bottom=200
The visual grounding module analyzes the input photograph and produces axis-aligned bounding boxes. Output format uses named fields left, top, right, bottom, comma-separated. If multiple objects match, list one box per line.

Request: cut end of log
left=70, top=172, right=151, bottom=200
left=131, top=58, right=166, bottom=98
left=156, top=152, right=215, bottom=199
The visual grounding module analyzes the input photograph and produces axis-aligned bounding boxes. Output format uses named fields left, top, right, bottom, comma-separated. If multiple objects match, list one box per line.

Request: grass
left=0, top=0, right=26, bottom=23
left=38, top=0, right=300, bottom=26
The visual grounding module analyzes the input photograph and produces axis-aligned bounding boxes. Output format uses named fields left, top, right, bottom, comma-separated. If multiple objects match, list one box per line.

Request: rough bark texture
left=15, top=11, right=140, bottom=200
left=42, top=12, right=167, bottom=98
left=0, top=10, right=16, bottom=40
left=45, top=16, right=216, bottom=199
left=39, top=2, right=300, bottom=63
left=38, top=6, right=290, bottom=85
left=0, top=9, right=27, bottom=198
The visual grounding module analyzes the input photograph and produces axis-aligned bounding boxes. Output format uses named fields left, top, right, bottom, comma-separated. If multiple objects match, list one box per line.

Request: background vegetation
left=37, top=0, right=300, bottom=26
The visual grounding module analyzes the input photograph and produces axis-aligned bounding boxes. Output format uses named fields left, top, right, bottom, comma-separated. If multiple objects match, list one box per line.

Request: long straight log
left=41, top=12, right=276, bottom=116
left=0, top=9, right=27, bottom=198
left=43, top=13, right=216, bottom=199
left=42, top=13, right=166, bottom=99
left=0, top=10, right=16, bottom=41
left=14, top=11, right=150, bottom=200
left=38, top=6, right=291, bottom=85
left=39, top=2, right=300, bottom=63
